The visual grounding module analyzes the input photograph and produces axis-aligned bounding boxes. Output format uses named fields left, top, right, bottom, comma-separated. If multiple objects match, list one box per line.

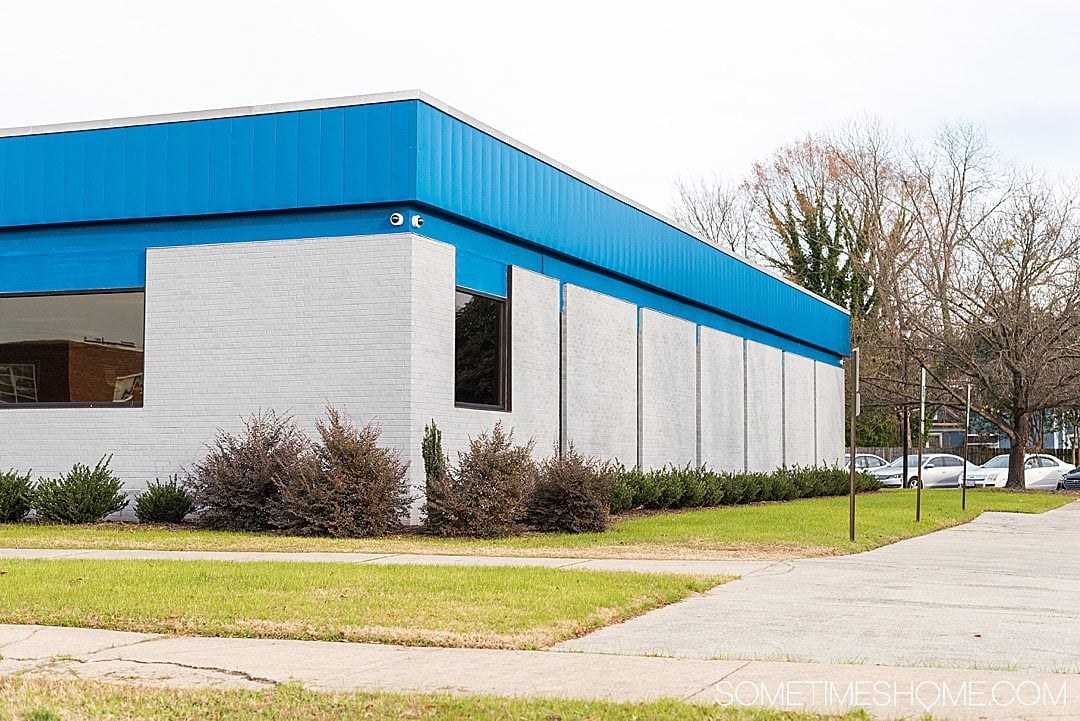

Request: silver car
left=964, top=454, right=1075, bottom=489
left=868, top=453, right=981, bottom=489
left=844, top=453, right=889, bottom=472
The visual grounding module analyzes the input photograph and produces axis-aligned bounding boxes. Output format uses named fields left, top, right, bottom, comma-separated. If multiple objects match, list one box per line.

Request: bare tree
left=908, top=177, right=1080, bottom=487
left=903, top=123, right=1011, bottom=335
left=672, top=175, right=758, bottom=256
left=674, top=121, right=1080, bottom=471
left=830, top=118, right=919, bottom=337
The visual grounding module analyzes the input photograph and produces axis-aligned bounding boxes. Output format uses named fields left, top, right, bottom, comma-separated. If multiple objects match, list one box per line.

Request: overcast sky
left=3, top=1, right=1078, bottom=212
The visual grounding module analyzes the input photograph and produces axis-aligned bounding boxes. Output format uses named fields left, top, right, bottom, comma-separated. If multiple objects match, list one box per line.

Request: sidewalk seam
left=679, top=659, right=751, bottom=701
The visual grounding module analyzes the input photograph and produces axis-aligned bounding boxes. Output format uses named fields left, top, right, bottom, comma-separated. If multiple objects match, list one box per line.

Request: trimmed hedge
left=0, top=469, right=34, bottom=522
left=33, top=456, right=129, bottom=524
left=609, top=464, right=882, bottom=514
left=134, top=476, right=194, bottom=524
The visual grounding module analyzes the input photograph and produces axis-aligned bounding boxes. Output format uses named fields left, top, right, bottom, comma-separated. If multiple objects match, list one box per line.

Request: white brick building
left=0, top=92, right=850, bottom=516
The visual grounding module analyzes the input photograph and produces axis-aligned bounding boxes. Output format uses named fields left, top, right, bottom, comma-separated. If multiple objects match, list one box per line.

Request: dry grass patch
left=0, top=677, right=877, bottom=721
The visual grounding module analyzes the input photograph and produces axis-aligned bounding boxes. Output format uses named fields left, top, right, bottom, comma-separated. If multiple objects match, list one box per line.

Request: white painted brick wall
left=638, top=308, right=697, bottom=469
left=815, top=361, right=846, bottom=465
left=783, top=352, right=817, bottom=466
left=561, top=284, right=638, bottom=465
left=409, top=250, right=562, bottom=513
left=699, top=327, right=745, bottom=472
left=0, top=234, right=424, bottom=517
left=0, top=228, right=848, bottom=521
left=746, top=340, right=784, bottom=472
left=504, top=267, right=562, bottom=455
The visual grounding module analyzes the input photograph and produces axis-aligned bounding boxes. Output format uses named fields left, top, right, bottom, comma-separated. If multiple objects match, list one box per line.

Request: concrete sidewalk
left=0, top=547, right=771, bottom=576
left=1, top=624, right=1076, bottom=720
left=560, top=502, right=1080, bottom=672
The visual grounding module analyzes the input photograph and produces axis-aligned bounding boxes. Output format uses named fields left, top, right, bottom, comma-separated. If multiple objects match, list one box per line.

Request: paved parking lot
left=559, top=501, right=1080, bottom=672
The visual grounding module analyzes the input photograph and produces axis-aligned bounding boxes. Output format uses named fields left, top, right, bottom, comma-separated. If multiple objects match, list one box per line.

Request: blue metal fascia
left=0, top=206, right=404, bottom=293
left=0, top=97, right=848, bottom=357
left=0, top=202, right=841, bottom=365
left=0, top=102, right=417, bottom=228
left=412, top=101, right=850, bottom=358
left=411, top=206, right=842, bottom=365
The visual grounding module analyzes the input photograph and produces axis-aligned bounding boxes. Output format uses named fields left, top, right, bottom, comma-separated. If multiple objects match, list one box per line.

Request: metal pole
left=916, top=366, right=925, bottom=522
left=849, top=348, right=860, bottom=542
left=902, top=408, right=909, bottom=487
left=962, top=384, right=971, bottom=511
left=902, top=350, right=909, bottom=489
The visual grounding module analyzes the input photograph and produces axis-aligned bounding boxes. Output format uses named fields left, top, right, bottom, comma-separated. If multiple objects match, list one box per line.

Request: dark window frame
left=0, top=287, right=146, bottom=409
left=453, top=278, right=511, bottom=413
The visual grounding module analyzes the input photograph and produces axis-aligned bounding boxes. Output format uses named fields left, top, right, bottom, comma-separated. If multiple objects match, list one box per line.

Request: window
left=454, top=289, right=508, bottom=409
left=0, top=290, right=144, bottom=406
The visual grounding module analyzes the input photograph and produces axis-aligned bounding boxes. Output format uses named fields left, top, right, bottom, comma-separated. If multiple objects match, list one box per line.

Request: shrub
left=134, top=476, right=194, bottom=523
left=276, top=407, right=412, bottom=537
left=609, top=464, right=881, bottom=513
left=527, top=445, right=612, bottom=533
left=185, top=410, right=313, bottom=531
left=33, top=456, right=128, bottom=524
left=424, top=422, right=534, bottom=537
left=421, top=419, right=453, bottom=532
left=608, top=463, right=636, bottom=515
left=0, top=469, right=33, bottom=522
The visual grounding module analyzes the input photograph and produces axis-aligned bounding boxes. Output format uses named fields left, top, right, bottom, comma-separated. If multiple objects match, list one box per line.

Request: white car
left=963, top=454, right=1075, bottom=489
left=844, top=453, right=889, bottom=472
left=867, top=453, right=981, bottom=489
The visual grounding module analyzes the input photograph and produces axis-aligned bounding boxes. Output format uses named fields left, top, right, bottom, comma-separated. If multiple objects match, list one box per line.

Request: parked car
left=843, top=453, right=889, bottom=472
left=1060, top=466, right=1080, bottom=491
left=867, top=453, right=980, bottom=489
left=963, top=454, right=1075, bottom=489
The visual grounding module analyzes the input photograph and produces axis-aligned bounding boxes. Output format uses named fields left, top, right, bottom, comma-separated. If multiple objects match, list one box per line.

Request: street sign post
left=916, top=366, right=926, bottom=522
left=849, top=347, right=860, bottom=542
left=962, top=384, right=971, bottom=510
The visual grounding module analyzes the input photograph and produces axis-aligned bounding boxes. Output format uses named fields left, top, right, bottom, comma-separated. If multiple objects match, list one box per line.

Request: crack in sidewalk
left=0, top=627, right=41, bottom=652
left=680, top=659, right=752, bottom=701
left=26, top=653, right=278, bottom=687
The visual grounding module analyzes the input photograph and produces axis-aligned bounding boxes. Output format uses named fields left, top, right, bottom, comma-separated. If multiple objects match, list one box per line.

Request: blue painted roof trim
left=0, top=203, right=841, bottom=366
left=0, top=97, right=850, bottom=358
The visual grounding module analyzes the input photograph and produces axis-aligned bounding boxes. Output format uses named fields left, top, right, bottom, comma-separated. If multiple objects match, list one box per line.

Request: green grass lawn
left=0, top=678, right=874, bottom=721
left=0, top=559, right=724, bottom=649
left=0, top=489, right=1070, bottom=560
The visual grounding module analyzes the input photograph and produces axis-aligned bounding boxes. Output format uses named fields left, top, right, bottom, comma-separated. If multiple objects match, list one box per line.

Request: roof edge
left=0, top=89, right=849, bottom=317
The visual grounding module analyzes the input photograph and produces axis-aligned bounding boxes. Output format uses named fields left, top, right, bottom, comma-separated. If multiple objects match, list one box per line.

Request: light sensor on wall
left=411, top=215, right=424, bottom=229
left=389, top=212, right=404, bottom=226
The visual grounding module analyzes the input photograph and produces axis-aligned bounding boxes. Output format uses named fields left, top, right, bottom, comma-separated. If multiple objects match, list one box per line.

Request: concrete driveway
left=558, top=501, right=1080, bottom=672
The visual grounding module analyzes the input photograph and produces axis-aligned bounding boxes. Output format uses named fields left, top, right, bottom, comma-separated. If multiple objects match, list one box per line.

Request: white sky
left=2, top=0, right=1078, bottom=213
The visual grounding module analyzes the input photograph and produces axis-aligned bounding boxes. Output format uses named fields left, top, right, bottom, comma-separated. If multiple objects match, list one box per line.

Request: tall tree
left=761, top=184, right=871, bottom=314
left=907, top=178, right=1080, bottom=487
